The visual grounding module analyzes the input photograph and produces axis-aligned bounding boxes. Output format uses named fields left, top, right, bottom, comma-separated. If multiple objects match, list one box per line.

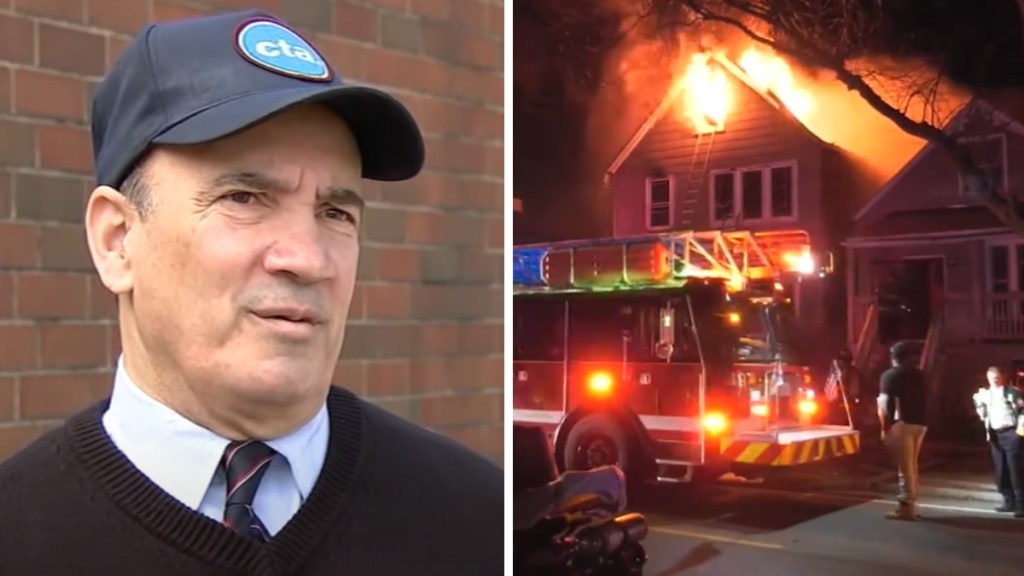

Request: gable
left=853, top=99, right=1024, bottom=225
left=607, top=53, right=830, bottom=176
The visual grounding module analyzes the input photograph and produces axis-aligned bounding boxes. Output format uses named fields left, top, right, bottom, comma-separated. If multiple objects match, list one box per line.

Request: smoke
left=581, top=11, right=974, bottom=186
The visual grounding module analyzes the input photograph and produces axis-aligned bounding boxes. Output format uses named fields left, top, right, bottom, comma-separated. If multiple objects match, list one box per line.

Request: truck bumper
left=719, top=426, right=860, bottom=466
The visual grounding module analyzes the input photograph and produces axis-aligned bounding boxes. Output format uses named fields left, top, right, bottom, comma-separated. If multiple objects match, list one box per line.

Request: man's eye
left=324, top=207, right=355, bottom=222
left=225, top=191, right=257, bottom=204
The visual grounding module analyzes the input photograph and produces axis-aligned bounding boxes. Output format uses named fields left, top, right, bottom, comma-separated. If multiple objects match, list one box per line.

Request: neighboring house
left=604, top=54, right=878, bottom=363
left=844, top=100, right=1024, bottom=418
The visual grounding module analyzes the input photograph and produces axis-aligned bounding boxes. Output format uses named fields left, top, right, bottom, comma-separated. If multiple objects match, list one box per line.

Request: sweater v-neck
left=63, top=386, right=369, bottom=575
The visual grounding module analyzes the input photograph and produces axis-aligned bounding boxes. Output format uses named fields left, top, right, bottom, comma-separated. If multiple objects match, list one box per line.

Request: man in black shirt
left=877, top=341, right=929, bottom=520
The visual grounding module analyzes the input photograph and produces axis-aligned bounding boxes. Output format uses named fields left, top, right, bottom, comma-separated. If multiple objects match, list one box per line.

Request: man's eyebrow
left=202, top=170, right=364, bottom=210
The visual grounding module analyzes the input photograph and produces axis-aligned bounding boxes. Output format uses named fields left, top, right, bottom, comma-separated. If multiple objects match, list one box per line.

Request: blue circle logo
left=235, top=19, right=332, bottom=81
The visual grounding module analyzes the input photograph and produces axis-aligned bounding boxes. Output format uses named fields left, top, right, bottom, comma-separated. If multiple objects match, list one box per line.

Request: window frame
left=956, top=133, right=1008, bottom=199
left=708, top=160, right=799, bottom=225
left=645, top=176, right=675, bottom=230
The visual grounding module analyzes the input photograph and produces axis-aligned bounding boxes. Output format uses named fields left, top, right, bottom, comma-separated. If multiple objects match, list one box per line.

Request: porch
left=850, top=292, right=1024, bottom=343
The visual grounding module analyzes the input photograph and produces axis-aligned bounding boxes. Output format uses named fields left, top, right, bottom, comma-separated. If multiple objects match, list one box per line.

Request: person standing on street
left=877, top=340, right=929, bottom=520
left=972, top=366, right=1024, bottom=517
left=0, top=9, right=502, bottom=575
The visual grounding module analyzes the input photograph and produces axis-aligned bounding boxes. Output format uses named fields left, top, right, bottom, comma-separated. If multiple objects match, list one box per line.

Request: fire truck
left=512, top=229, right=860, bottom=485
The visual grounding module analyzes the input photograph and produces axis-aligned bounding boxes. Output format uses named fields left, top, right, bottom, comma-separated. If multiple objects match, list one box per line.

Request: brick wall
left=0, top=0, right=505, bottom=463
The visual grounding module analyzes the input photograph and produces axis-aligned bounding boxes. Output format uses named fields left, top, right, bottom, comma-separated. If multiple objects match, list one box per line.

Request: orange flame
left=738, top=47, right=814, bottom=119
left=678, top=52, right=730, bottom=133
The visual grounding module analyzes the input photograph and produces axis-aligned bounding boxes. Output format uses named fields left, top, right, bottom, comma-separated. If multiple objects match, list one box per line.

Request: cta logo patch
left=235, top=18, right=332, bottom=81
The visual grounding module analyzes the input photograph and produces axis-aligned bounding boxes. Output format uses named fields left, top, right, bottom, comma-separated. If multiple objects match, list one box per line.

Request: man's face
left=988, top=370, right=1004, bottom=387
left=122, top=104, right=362, bottom=417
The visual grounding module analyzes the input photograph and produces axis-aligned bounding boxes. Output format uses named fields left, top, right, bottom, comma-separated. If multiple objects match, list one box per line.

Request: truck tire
left=562, top=413, right=636, bottom=477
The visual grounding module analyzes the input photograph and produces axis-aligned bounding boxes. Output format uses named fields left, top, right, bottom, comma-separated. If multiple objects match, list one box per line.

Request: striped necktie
left=221, top=440, right=277, bottom=541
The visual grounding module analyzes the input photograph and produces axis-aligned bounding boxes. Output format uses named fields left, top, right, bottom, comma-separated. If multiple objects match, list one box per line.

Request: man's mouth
left=251, top=308, right=322, bottom=325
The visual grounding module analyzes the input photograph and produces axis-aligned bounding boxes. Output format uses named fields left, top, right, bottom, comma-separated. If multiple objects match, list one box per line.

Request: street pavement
left=628, top=447, right=1022, bottom=575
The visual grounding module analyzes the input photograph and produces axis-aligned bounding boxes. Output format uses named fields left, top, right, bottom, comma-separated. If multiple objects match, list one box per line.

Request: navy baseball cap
left=91, top=9, right=425, bottom=189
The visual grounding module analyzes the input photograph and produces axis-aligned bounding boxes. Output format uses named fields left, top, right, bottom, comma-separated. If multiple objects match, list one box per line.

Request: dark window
left=713, top=173, right=735, bottom=221
left=770, top=166, right=794, bottom=217
left=991, top=245, right=1009, bottom=293
left=567, top=295, right=700, bottom=363
left=648, top=178, right=671, bottom=228
left=965, top=137, right=1005, bottom=195
left=741, top=170, right=763, bottom=219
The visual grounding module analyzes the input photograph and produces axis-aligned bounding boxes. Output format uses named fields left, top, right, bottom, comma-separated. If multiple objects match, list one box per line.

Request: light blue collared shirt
left=101, top=356, right=329, bottom=536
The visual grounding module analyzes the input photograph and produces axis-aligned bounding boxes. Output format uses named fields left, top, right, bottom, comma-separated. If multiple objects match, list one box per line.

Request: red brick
left=13, top=0, right=86, bottom=21
left=0, top=273, right=12, bottom=318
left=0, top=119, right=37, bottom=167
left=0, top=424, right=57, bottom=461
left=485, top=215, right=501, bottom=249
left=38, top=223, right=92, bottom=271
left=313, top=35, right=366, bottom=79
left=0, top=170, right=10, bottom=219
left=375, top=0, right=408, bottom=11
left=14, top=69, right=87, bottom=121
left=39, top=23, right=106, bottom=76
left=486, top=2, right=502, bottom=37
left=152, top=0, right=210, bottom=22
left=15, top=272, right=89, bottom=320
left=364, top=360, right=410, bottom=398
left=0, top=223, right=38, bottom=268
left=206, top=0, right=283, bottom=14
left=406, top=211, right=443, bottom=244
left=0, top=66, right=11, bottom=114
left=19, top=371, right=112, bottom=419
left=0, top=377, right=14, bottom=420
left=409, top=357, right=447, bottom=392
left=460, top=31, right=499, bottom=69
left=348, top=283, right=366, bottom=320
left=421, top=391, right=500, bottom=427
left=448, top=355, right=500, bottom=390
left=105, top=34, right=130, bottom=68
left=88, top=275, right=116, bottom=320
left=459, top=322, right=501, bottom=354
left=39, top=125, right=93, bottom=173
left=450, top=0, right=485, bottom=28
left=332, top=359, right=366, bottom=395
left=371, top=397, right=419, bottom=421
left=365, top=49, right=448, bottom=95
left=38, top=323, right=108, bottom=369
left=365, top=283, right=410, bottom=319
left=376, top=246, right=421, bottom=282
left=417, top=323, right=459, bottom=355
left=0, top=13, right=35, bottom=65
left=87, top=0, right=151, bottom=34
left=0, top=324, right=38, bottom=370
left=333, top=1, right=378, bottom=44
left=409, top=0, right=448, bottom=19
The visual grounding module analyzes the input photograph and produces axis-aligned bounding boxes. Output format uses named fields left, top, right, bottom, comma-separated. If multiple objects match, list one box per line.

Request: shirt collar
left=102, top=355, right=328, bottom=509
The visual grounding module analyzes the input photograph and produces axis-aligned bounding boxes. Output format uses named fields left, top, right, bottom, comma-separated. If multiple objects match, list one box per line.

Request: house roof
left=605, top=52, right=833, bottom=175
left=846, top=205, right=1007, bottom=244
left=852, top=98, right=1024, bottom=223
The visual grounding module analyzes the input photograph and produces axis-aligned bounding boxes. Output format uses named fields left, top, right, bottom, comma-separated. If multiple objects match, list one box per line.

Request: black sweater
left=0, top=386, right=503, bottom=575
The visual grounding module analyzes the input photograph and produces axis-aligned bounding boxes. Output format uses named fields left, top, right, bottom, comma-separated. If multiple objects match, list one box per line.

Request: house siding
left=611, top=71, right=828, bottom=245
left=857, top=104, right=1024, bottom=221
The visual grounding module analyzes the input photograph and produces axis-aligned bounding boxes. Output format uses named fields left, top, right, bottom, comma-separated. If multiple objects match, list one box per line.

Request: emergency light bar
left=513, top=229, right=828, bottom=294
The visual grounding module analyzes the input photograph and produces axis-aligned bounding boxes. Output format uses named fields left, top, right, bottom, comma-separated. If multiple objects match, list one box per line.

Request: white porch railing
left=984, top=292, right=1024, bottom=340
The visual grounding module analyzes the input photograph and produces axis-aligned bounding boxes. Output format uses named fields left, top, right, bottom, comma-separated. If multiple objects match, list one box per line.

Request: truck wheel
left=563, top=413, right=635, bottom=476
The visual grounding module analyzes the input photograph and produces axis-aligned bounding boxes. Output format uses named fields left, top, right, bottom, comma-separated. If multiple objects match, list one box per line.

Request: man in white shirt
left=972, top=366, right=1024, bottom=517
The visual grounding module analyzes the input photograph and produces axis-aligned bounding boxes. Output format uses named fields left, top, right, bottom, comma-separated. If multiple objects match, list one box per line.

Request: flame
left=678, top=52, right=731, bottom=133
left=738, top=48, right=814, bottom=119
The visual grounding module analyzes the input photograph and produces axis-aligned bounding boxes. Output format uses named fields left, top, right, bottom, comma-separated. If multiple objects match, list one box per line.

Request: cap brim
left=152, top=84, right=424, bottom=182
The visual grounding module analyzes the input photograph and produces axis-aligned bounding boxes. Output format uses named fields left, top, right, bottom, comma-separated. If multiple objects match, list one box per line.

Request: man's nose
left=262, top=214, right=335, bottom=283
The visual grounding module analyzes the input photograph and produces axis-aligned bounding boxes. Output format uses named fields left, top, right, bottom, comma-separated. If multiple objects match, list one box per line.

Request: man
left=972, top=366, right=1024, bottom=517
left=0, top=10, right=502, bottom=574
left=877, top=340, right=928, bottom=520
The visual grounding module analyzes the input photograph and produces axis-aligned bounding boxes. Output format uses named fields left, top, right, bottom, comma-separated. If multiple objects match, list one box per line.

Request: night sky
left=514, top=0, right=1024, bottom=243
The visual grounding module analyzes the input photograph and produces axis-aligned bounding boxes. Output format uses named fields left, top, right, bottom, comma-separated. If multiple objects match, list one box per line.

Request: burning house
left=604, top=47, right=880, bottom=365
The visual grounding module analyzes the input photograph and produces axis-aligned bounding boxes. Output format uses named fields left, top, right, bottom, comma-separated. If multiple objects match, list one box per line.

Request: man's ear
left=85, top=186, right=136, bottom=295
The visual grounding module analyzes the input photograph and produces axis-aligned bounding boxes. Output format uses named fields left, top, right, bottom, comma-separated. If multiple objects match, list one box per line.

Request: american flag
left=824, top=361, right=842, bottom=402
